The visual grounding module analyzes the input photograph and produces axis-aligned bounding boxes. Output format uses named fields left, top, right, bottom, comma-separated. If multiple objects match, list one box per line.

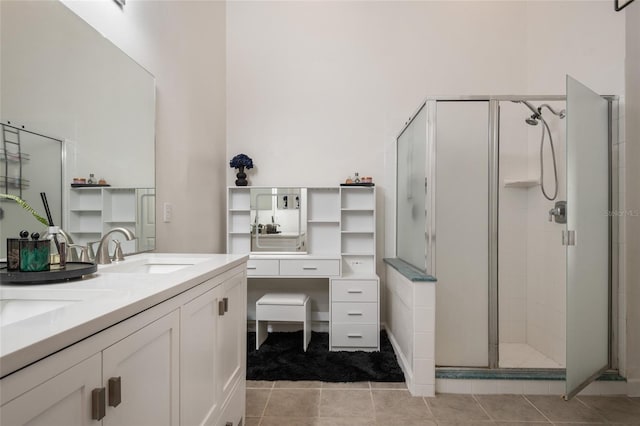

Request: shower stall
left=395, top=76, right=618, bottom=398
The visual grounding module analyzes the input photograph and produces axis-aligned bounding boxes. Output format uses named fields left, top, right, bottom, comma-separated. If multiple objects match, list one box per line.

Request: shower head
left=525, top=115, right=539, bottom=126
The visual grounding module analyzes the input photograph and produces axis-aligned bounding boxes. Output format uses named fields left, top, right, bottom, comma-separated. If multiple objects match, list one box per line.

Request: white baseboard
left=383, top=323, right=412, bottom=391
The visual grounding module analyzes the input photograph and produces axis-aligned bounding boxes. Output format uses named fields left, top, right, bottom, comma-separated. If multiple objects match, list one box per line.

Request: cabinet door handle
left=219, top=300, right=225, bottom=316
left=223, top=297, right=229, bottom=312
left=247, top=266, right=257, bottom=270
left=108, top=376, right=122, bottom=407
left=347, top=311, right=363, bottom=316
left=347, top=333, right=363, bottom=338
left=302, top=266, right=318, bottom=270
left=347, top=289, right=363, bottom=294
left=91, top=387, right=106, bottom=420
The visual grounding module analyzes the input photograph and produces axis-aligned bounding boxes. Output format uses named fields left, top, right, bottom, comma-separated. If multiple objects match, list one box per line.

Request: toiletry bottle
left=88, top=173, right=96, bottom=184
left=354, top=172, right=361, bottom=183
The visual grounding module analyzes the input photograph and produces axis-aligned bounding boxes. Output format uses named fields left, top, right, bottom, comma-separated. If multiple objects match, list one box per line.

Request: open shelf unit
left=68, top=187, right=142, bottom=253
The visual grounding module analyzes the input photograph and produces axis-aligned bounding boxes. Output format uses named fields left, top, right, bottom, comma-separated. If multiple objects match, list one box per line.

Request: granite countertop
left=0, top=253, right=247, bottom=378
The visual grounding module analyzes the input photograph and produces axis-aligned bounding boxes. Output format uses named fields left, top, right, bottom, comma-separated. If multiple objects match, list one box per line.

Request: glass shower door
left=565, top=76, right=610, bottom=399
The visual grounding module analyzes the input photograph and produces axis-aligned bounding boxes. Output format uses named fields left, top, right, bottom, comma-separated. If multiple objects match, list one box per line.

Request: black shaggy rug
left=247, top=330, right=405, bottom=382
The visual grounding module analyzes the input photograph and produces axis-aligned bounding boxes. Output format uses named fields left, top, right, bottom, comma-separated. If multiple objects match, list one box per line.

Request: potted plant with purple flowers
left=229, top=153, right=254, bottom=186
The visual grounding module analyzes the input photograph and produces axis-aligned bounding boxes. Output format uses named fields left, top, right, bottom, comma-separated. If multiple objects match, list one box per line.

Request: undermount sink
left=0, top=288, right=112, bottom=326
left=99, top=257, right=205, bottom=274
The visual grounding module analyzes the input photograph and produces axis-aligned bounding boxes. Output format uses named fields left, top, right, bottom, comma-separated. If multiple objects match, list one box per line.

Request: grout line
left=522, top=394, right=554, bottom=424
left=473, top=394, right=496, bottom=422
left=259, top=385, right=273, bottom=419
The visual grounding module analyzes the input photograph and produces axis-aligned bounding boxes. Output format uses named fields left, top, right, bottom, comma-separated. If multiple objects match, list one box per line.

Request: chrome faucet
left=95, top=228, right=136, bottom=264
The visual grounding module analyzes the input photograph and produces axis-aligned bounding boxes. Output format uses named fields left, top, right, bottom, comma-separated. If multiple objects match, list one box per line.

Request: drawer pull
left=347, top=311, right=363, bottom=316
left=108, top=376, right=122, bottom=407
left=302, top=266, right=318, bottom=270
left=347, top=289, right=363, bottom=294
left=347, top=333, right=363, bottom=338
left=247, top=266, right=257, bottom=270
left=91, top=387, right=106, bottom=420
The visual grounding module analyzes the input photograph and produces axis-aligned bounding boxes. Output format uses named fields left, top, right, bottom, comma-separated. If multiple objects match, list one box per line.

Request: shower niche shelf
left=503, top=178, right=540, bottom=188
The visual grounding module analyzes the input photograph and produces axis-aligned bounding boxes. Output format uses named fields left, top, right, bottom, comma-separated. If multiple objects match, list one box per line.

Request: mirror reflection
left=250, top=188, right=306, bottom=253
left=0, top=0, right=156, bottom=257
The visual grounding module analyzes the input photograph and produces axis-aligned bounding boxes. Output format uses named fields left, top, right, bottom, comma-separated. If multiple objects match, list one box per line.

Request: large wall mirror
left=0, top=0, right=155, bottom=257
left=250, top=188, right=307, bottom=253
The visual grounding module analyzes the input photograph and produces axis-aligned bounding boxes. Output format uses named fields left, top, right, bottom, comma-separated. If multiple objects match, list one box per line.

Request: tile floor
left=246, top=381, right=640, bottom=425
left=499, top=343, right=563, bottom=369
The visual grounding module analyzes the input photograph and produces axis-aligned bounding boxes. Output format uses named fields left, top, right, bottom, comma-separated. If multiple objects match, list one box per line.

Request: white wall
left=624, top=2, right=640, bottom=396
left=62, top=0, right=227, bottom=253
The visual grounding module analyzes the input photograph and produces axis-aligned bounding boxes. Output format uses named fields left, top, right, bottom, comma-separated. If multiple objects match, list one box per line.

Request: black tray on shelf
left=70, top=183, right=111, bottom=188
left=0, top=262, right=98, bottom=284
left=340, top=183, right=375, bottom=187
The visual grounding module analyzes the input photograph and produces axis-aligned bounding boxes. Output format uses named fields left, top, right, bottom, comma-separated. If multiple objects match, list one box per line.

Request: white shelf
left=503, top=178, right=540, bottom=188
left=308, top=219, right=340, bottom=224
left=68, top=187, right=146, bottom=252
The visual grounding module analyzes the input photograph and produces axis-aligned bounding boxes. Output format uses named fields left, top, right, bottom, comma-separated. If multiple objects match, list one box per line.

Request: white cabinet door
left=0, top=354, right=101, bottom=426
left=217, top=272, right=246, bottom=409
left=102, top=310, right=180, bottom=426
left=180, top=285, right=221, bottom=426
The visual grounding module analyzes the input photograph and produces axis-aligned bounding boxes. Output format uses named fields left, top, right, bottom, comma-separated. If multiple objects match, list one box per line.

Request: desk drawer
left=331, top=302, right=378, bottom=324
left=331, top=324, right=378, bottom=348
left=279, top=259, right=340, bottom=276
left=246, top=259, right=279, bottom=276
left=331, top=280, right=378, bottom=302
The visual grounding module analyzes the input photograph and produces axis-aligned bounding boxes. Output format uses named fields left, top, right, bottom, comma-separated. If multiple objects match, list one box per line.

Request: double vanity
left=0, top=253, right=248, bottom=426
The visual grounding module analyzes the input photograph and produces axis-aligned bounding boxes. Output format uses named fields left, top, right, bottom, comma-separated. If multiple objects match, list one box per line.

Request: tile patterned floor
left=246, top=381, right=640, bottom=426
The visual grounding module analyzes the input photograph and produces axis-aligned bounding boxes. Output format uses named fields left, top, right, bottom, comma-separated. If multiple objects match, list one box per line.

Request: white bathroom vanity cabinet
left=0, top=254, right=247, bottom=426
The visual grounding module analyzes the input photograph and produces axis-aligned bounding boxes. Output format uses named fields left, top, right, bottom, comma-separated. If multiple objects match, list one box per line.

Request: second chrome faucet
left=95, top=228, right=136, bottom=264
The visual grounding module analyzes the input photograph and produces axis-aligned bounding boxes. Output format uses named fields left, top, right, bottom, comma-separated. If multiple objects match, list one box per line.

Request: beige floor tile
left=317, top=417, right=376, bottom=425
left=322, top=381, right=370, bottom=389
left=426, top=394, right=491, bottom=422
left=375, top=416, right=437, bottom=426
left=370, top=382, right=407, bottom=390
left=436, top=422, right=494, bottom=426
left=319, top=390, right=374, bottom=417
left=474, top=394, right=548, bottom=422
left=264, top=388, right=320, bottom=417
left=275, top=380, right=323, bottom=389
left=246, top=388, right=271, bottom=417
left=525, top=395, right=607, bottom=423
left=244, top=417, right=261, bottom=426
left=247, top=380, right=275, bottom=389
left=372, top=390, right=432, bottom=418
left=578, top=395, right=640, bottom=423
left=260, top=417, right=318, bottom=426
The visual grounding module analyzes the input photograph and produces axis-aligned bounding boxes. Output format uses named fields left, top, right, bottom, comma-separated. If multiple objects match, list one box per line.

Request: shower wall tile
left=499, top=320, right=526, bottom=343
left=435, top=379, right=473, bottom=394
left=523, top=380, right=553, bottom=394
left=414, top=332, right=434, bottom=359
left=414, top=308, right=435, bottom=333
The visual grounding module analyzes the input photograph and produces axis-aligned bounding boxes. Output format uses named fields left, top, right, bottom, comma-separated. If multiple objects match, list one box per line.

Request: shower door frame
left=426, top=95, right=620, bottom=373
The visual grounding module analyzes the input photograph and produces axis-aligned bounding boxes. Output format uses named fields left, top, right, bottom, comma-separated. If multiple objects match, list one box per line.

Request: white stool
left=256, top=293, right=311, bottom=351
